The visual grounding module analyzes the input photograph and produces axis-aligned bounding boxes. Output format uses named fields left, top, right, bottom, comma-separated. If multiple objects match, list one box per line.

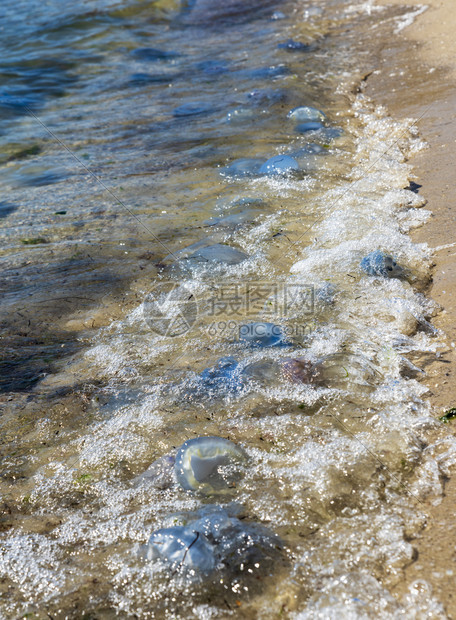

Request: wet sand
left=367, top=0, right=456, bottom=615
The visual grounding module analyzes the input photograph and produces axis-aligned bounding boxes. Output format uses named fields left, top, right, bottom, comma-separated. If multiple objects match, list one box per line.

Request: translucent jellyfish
left=246, top=88, right=287, bottom=106
left=142, top=506, right=282, bottom=579
left=360, top=250, right=405, bottom=278
left=259, top=155, right=299, bottom=175
left=280, top=357, right=321, bottom=384
left=187, top=243, right=248, bottom=265
left=242, top=359, right=281, bottom=383
left=287, top=105, right=326, bottom=122
left=226, top=107, right=257, bottom=123
left=204, top=209, right=260, bottom=231
left=196, top=356, right=244, bottom=397
left=316, top=352, right=383, bottom=390
left=143, top=526, right=216, bottom=573
left=278, top=39, right=311, bottom=52
left=315, top=282, right=337, bottom=305
left=221, top=158, right=264, bottom=178
left=174, top=436, right=247, bottom=493
left=132, top=454, right=175, bottom=489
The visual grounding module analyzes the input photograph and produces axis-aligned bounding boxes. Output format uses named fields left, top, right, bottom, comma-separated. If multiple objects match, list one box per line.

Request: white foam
left=394, top=5, right=428, bottom=34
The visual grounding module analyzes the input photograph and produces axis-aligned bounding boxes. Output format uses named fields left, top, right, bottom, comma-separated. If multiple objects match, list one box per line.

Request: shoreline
left=0, top=2, right=453, bottom=615
left=366, top=0, right=456, bottom=615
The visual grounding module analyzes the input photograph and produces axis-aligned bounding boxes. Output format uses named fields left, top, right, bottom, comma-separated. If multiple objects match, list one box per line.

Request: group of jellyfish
left=139, top=273, right=405, bottom=578
left=138, top=100, right=407, bottom=579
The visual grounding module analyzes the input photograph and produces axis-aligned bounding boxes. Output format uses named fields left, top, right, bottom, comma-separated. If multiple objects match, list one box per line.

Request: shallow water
left=0, top=0, right=453, bottom=617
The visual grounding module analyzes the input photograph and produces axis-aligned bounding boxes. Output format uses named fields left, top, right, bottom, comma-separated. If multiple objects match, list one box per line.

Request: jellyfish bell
left=132, top=454, right=176, bottom=489
left=143, top=526, right=216, bottom=573
left=187, top=243, right=248, bottom=265
left=259, top=154, right=299, bottom=175
left=191, top=356, right=244, bottom=398
left=174, top=436, right=248, bottom=493
left=360, top=250, right=405, bottom=279
left=280, top=357, right=322, bottom=384
left=141, top=506, right=283, bottom=579
left=287, top=105, right=326, bottom=123
left=317, top=352, right=382, bottom=391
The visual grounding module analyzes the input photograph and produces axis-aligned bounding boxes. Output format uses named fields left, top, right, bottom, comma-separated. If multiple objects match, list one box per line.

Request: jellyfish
left=144, top=526, right=216, bottom=572
left=142, top=506, right=282, bottom=578
left=187, top=243, right=248, bottom=265
left=280, top=357, right=321, bottom=384
left=259, top=155, right=299, bottom=175
left=287, top=105, right=326, bottom=122
left=174, top=436, right=247, bottom=493
left=360, top=250, right=405, bottom=279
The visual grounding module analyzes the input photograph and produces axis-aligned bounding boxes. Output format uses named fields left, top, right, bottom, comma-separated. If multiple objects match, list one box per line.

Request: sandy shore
left=367, top=0, right=456, bottom=615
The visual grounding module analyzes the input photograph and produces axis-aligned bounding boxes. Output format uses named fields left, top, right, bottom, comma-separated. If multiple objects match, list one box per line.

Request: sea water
left=0, top=0, right=452, bottom=617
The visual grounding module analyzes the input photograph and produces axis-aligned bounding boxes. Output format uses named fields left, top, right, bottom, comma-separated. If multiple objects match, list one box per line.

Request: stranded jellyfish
left=174, top=436, right=247, bottom=493
left=144, top=526, right=216, bottom=572
left=287, top=105, right=326, bottom=122
left=360, top=250, right=405, bottom=279
left=259, top=154, right=299, bottom=175
left=187, top=243, right=248, bottom=265
left=141, top=506, right=282, bottom=579
left=280, top=357, right=321, bottom=384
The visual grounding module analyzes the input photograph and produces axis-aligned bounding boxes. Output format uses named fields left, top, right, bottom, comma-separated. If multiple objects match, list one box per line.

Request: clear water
left=0, top=0, right=452, bottom=617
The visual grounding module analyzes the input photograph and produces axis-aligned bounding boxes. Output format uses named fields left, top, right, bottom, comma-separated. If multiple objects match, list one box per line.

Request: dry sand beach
left=368, top=0, right=456, bottom=614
